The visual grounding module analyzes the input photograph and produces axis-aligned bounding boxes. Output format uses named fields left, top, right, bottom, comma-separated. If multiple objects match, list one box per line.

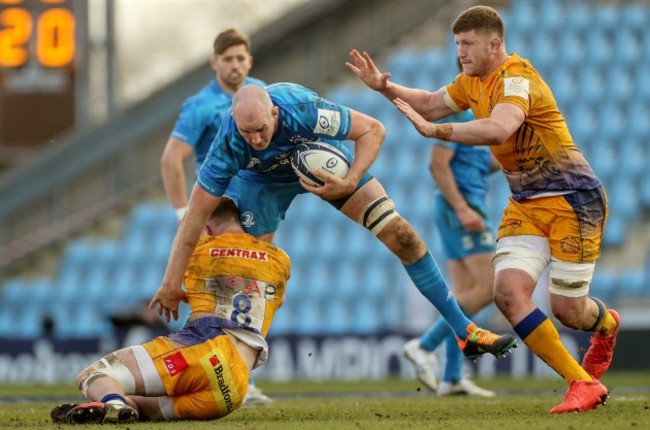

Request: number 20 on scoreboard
left=0, top=0, right=75, bottom=68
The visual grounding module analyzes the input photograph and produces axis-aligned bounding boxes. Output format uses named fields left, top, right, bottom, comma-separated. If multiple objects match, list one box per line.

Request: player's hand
left=393, top=98, right=437, bottom=138
left=299, top=169, right=356, bottom=201
left=149, top=284, right=188, bottom=324
left=346, top=49, right=391, bottom=91
left=457, top=207, right=485, bottom=233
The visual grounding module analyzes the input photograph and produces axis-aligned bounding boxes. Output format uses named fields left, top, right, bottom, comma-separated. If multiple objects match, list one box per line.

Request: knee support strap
left=548, top=259, right=595, bottom=298
left=492, top=235, right=550, bottom=283
left=79, top=353, right=136, bottom=397
left=358, top=196, right=399, bottom=235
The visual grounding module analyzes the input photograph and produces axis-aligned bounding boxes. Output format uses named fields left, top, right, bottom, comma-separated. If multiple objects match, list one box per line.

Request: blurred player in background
left=159, top=28, right=270, bottom=405
left=50, top=198, right=290, bottom=424
left=403, top=106, right=501, bottom=397
left=154, top=82, right=518, bottom=368
left=349, top=4, right=620, bottom=414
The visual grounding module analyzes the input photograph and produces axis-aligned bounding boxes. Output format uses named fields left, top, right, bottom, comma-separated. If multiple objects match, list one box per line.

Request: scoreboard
left=0, top=0, right=80, bottom=146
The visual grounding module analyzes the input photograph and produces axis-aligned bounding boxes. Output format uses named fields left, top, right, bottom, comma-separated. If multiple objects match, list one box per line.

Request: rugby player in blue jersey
left=161, top=28, right=265, bottom=222
left=403, top=109, right=502, bottom=397
left=159, top=28, right=270, bottom=405
left=153, top=82, right=518, bottom=362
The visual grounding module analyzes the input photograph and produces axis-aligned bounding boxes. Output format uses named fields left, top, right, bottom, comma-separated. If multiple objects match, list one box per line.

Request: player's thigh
left=336, top=176, right=384, bottom=219
left=448, top=251, right=495, bottom=294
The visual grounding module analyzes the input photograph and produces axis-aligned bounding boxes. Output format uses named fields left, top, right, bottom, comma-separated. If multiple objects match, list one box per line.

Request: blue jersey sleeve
left=197, top=116, right=248, bottom=196
left=269, top=82, right=352, bottom=142
left=171, top=96, right=209, bottom=147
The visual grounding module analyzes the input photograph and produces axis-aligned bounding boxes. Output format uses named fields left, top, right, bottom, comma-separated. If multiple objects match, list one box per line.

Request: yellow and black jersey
left=184, top=232, right=291, bottom=337
left=443, top=53, right=601, bottom=200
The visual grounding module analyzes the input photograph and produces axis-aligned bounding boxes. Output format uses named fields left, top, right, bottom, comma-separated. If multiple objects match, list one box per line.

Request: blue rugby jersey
left=431, top=110, right=491, bottom=198
left=198, top=82, right=353, bottom=196
left=171, top=77, right=266, bottom=172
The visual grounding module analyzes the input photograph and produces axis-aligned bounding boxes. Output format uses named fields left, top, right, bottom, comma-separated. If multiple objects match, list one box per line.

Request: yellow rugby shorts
left=497, top=188, right=608, bottom=263
left=142, top=333, right=249, bottom=420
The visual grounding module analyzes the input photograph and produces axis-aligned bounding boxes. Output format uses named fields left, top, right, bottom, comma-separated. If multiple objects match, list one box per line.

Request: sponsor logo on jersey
left=206, top=275, right=277, bottom=301
left=163, top=351, right=189, bottom=377
left=246, top=158, right=261, bottom=169
left=240, top=211, right=255, bottom=227
left=314, top=109, right=341, bottom=136
left=503, top=76, right=530, bottom=99
left=209, top=248, right=268, bottom=261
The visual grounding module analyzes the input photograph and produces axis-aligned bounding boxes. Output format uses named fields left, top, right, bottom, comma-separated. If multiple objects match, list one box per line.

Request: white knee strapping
left=492, top=235, right=550, bottom=283
left=131, top=345, right=166, bottom=396
left=548, top=259, right=595, bottom=298
left=357, top=196, right=399, bottom=235
left=80, top=354, right=136, bottom=397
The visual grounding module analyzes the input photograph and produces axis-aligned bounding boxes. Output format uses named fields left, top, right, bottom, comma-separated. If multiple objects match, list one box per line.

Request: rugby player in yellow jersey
left=348, top=5, right=620, bottom=414
left=50, top=197, right=290, bottom=424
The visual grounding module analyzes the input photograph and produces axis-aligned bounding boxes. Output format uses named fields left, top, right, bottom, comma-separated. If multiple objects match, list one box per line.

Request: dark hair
left=213, top=28, right=251, bottom=55
left=452, top=5, right=504, bottom=40
left=209, top=197, right=240, bottom=224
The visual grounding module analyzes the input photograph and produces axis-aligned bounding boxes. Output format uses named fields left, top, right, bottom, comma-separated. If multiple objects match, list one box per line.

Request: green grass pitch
left=1, top=372, right=649, bottom=429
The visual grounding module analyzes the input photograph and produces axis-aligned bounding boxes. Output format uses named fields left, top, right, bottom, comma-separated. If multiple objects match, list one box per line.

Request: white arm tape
left=175, top=206, right=188, bottom=221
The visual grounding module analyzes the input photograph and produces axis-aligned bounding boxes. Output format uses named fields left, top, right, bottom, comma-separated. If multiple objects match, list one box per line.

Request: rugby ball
left=290, top=141, right=350, bottom=187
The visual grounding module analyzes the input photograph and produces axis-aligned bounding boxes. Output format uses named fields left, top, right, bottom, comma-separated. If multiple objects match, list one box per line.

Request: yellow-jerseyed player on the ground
left=50, top=197, right=290, bottom=424
left=349, top=4, right=620, bottom=414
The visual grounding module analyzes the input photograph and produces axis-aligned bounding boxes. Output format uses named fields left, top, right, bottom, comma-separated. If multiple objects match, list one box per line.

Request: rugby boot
left=243, top=384, right=274, bottom=406
left=457, top=324, right=518, bottom=361
left=50, top=403, right=78, bottom=423
left=582, top=310, right=620, bottom=379
left=403, top=338, right=439, bottom=391
left=437, top=378, right=496, bottom=397
left=550, top=379, right=609, bottom=413
left=66, top=401, right=138, bottom=424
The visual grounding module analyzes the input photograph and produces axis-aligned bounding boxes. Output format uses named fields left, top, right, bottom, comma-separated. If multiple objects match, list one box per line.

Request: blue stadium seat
left=608, top=176, right=639, bottom=221
left=588, top=139, right=617, bottom=185
left=626, top=99, right=650, bottom=141
left=585, top=30, right=613, bottom=67
left=613, top=29, right=642, bottom=66
left=620, top=4, right=648, bottom=32
left=351, top=299, right=381, bottom=335
left=269, top=306, right=292, bottom=336
left=538, top=0, right=565, bottom=35
left=589, top=269, right=617, bottom=303
left=639, top=168, right=650, bottom=209
left=597, top=104, right=626, bottom=141
left=562, top=2, right=590, bottom=35
left=617, top=138, right=645, bottom=183
left=592, top=5, right=619, bottom=34
left=618, top=269, right=646, bottom=298
left=602, top=216, right=626, bottom=248
left=321, top=298, right=350, bottom=334
left=508, top=0, right=536, bottom=39
left=576, top=66, right=605, bottom=104
left=566, top=103, right=597, bottom=145
left=605, top=65, right=634, bottom=103
left=293, top=301, right=325, bottom=335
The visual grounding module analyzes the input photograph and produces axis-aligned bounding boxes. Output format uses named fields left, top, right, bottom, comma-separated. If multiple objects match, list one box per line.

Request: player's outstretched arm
left=347, top=49, right=447, bottom=120
left=151, top=185, right=219, bottom=323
